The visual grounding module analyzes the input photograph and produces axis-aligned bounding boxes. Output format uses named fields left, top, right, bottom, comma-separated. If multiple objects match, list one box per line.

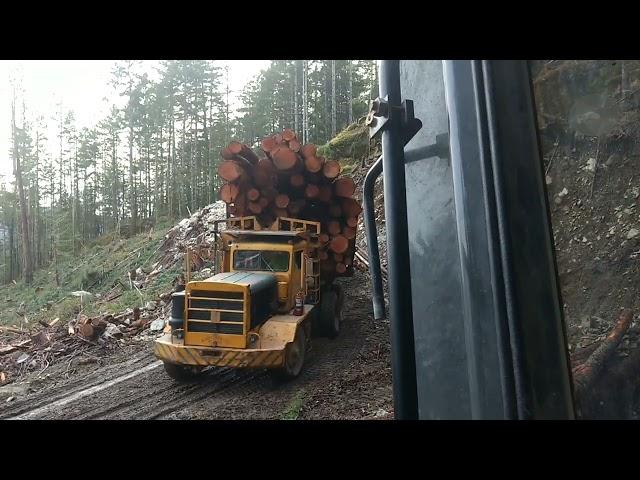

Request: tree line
left=0, top=60, right=378, bottom=284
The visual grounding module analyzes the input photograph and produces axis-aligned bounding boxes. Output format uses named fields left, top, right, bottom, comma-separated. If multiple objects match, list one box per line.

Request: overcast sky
left=0, top=60, right=271, bottom=180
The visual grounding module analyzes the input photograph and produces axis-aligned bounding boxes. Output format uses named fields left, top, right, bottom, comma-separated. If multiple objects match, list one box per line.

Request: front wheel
left=163, top=362, right=203, bottom=381
left=272, top=327, right=306, bottom=382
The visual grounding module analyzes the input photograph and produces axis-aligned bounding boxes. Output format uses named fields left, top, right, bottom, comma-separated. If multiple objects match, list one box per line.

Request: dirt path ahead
left=0, top=271, right=392, bottom=420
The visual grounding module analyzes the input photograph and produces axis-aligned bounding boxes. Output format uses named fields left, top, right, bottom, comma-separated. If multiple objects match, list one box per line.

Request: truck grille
left=186, top=322, right=243, bottom=334
left=187, top=289, right=245, bottom=335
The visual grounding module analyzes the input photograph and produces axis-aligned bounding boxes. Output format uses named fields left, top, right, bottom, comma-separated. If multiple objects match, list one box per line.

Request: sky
left=0, top=60, right=271, bottom=180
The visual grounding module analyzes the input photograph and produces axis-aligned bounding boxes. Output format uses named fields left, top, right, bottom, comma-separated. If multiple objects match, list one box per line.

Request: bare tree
left=11, top=88, right=33, bottom=284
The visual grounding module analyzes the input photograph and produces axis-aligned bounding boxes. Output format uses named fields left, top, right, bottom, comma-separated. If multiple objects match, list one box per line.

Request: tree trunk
left=12, top=95, right=33, bottom=284
left=347, top=60, right=353, bottom=125
left=303, top=60, right=309, bottom=144
left=331, top=60, right=337, bottom=137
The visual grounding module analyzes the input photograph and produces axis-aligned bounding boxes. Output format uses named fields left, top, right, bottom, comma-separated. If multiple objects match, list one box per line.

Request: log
left=271, top=146, right=300, bottom=171
left=247, top=188, right=261, bottom=201
left=343, top=226, right=357, bottom=240
left=261, top=136, right=278, bottom=153
left=234, top=194, right=247, bottom=216
left=228, top=141, right=259, bottom=164
left=290, top=174, right=306, bottom=189
left=318, top=185, right=333, bottom=203
left=323, top=160, right=341, bottom=179
left=274, top=208, right=289, bottom=218
left=327, top=221, right=342, bottom=235
left=301, top=144, right=317, bottom=159
left=261, top=187, right=278, bottom=202
left=346, top=216, right=358, bottom=228
left=219, top=183, right=240, bottom=203
left=258, top=157, right=275, bottom=171
left=79, top=323, right=95, bottom=339
left=329, top=203, right=342, bottom=218
left=0, top=339, right=31, bottom=356
left=330, top=235, right=349, bottom=254
left=282, top=129, right=296, bottom=141
left=305, top=184, right=320, bottom=199
left=304, top=155, right=324, bottom=173
left=253, top=168, right=273, bottom=188
left=319, top=233, right=330, bottom=244
left=0, top=325, right=26, bottom=334
left=288, top=199, right=306, bottom=215
left=218, top=161, right=246, bottom=183
left=573, top=309, right=633, bottom=398
left=221, top=147, right=236, bottom=160
left=248, top=201, right=263, bottom=214
left=334, top=176, right=356, bottom=198
left=333, top=253, right=344, bottom=262
left=289, top=139, right=301, bottom=152
left=275, top=194, right=290, bottom=209
left=341, top=198, right=363, bottom=218
left=91, top=318, right=109, bottom=329
left=335, top=262, right=347, bottom=274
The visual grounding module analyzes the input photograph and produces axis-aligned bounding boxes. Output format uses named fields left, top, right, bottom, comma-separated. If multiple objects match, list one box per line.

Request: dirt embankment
left=534, top=60, right=640, bottom=418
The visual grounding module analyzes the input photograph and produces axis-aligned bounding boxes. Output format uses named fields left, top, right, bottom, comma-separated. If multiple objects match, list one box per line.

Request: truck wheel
left=273, top=327, right=306, bottom=382
left=163, top=362, right=203, bottom=381
left=320, top=289, right=340, bottom=339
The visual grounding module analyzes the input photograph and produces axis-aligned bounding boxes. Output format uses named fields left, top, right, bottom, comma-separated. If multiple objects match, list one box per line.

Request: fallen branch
left=0, top=325, right=27, bottom=334
left=0, top=339, right=32, bottom=356
left=572, top=309, right=633, bottom=398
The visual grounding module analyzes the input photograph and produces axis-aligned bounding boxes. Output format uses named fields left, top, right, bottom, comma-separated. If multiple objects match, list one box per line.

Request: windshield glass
left=233, top=250, right=289, bottom=272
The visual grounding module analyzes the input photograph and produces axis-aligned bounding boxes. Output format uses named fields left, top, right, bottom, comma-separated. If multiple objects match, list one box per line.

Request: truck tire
left=319, top=288, right=341, bottom=339
left=163, top=362, right=203, bottom=381
left=272, top=327, right=306, bottom=382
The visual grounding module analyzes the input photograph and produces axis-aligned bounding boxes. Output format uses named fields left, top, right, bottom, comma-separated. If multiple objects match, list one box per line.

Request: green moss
left=318, top=120, right=371, bottom=165
left=281, top=390, right=306, bottom=420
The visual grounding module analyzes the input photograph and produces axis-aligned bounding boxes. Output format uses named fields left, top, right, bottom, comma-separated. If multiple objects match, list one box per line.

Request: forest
left=0, top=60, right=378, bottom=285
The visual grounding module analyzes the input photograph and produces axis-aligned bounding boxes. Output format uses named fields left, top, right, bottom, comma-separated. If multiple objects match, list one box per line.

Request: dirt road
left=0, top=271, right=392, bottom=420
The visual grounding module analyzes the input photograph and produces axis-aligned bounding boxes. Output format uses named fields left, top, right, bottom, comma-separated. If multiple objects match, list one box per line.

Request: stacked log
left=217, top=128, right=361, bottom=277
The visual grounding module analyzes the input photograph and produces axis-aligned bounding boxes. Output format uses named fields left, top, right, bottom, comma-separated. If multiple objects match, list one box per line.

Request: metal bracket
left=367, top=97, right=421, bottom=142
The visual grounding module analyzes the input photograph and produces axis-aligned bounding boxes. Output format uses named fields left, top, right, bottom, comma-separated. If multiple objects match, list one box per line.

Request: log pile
left=217, top=129, right=362, bottom=277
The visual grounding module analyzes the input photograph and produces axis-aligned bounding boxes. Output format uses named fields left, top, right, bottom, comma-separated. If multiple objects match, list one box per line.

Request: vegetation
left=0, top=60, right=378, bottom=287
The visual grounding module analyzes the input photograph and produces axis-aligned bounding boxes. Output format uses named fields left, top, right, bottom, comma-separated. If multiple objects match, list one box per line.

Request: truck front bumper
left=154, top=334, right=285, bottom=369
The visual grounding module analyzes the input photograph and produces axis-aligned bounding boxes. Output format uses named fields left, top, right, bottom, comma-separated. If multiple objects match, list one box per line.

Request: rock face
left=534, top=60, right=640, bottom=418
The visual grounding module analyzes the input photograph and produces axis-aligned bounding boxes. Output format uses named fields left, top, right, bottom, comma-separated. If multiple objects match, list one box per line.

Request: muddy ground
left=0, top=270, right=392, bottom=420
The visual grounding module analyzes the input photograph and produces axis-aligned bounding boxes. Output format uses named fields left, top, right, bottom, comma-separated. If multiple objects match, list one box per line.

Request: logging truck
left=154, top=215, right=347, bottom=381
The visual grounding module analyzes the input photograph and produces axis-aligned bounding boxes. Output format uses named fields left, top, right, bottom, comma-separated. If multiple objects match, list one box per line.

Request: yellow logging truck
left=154, top=216, right=346, bottom=381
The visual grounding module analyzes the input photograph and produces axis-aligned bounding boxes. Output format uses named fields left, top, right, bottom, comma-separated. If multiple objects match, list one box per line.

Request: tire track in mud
left=75, top=366, right=265, bottom=420
left=0, top=351, right=156, bottom=419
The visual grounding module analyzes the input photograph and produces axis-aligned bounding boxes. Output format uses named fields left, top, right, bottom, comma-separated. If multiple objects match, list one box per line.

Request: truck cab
left=154, top=216, right=342, bottom=381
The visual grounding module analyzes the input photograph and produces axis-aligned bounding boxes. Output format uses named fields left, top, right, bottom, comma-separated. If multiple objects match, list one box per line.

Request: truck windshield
left=233, top=250, right=289, bottom=272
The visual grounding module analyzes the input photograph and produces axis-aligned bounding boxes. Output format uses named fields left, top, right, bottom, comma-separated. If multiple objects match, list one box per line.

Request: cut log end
left=272, top=146, right=299, bottom=171
left=334, top=176, right=356, bottom=198
left=330, top=235, right=349, bottom=254
left=305, top=184, right=320, bottom=199
left=290, top=174, right=305, bottom=188
left=323, top=160, right=341, bottom=179
left=218, top=161, right=244, bottom=182
left=282, top=128, right=297, bottom=142
left=275, top=194, right=290, bottom=209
